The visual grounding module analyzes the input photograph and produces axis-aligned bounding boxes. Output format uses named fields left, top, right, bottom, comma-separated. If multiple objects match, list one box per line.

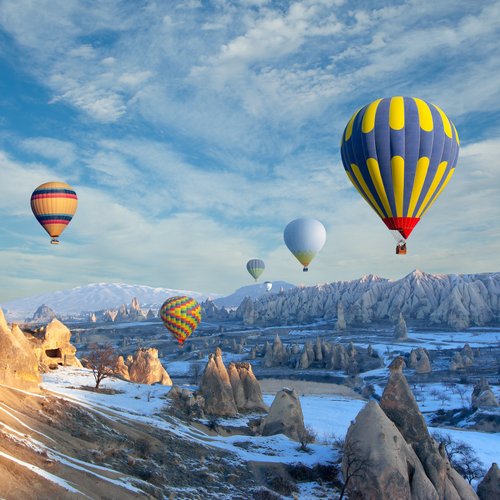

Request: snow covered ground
left=41, top=367, right=499, bottom=478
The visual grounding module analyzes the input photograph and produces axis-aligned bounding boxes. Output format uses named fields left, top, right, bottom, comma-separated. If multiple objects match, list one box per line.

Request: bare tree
left=297, top=425, right=317, bottom=452
left=87, top=343, right=117, bottom=390
left=451, top=384, right=469, bottom=407
left=433, top=432, right=486, bottom=483
left=339, top=440, right=372, bottom=500
left=190, top=362, right=202, bottom=384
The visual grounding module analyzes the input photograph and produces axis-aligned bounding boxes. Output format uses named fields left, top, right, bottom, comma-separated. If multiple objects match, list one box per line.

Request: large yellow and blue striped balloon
left=159, top=296, right=202, bottom=346
left=31, top=181, right=78, bottom=244
left=340, top=97, right=459, bottom=242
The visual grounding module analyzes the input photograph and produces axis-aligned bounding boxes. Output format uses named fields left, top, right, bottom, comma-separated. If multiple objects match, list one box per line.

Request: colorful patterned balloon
left=340, top=97, right=459, bottom=247
left=246, top=259, right=265, bottom=281
left=159, top=296, right=202, bottom=346
left=31, top=181, right=78, bottom=244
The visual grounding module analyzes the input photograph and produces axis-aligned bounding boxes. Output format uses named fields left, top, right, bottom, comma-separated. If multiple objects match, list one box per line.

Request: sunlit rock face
left=0, top=308, right=41, bottom=391
left=125, top=348, right=172, bottom=385
left=27, top=318, right=82, bottom=370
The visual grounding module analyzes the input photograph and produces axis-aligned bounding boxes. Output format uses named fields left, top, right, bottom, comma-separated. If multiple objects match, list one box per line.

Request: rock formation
left=227, top=362, right=267, bottom=412
left=27, top=318, right=82, bottom=370
left=379, top=357, right=477, bottom=499
left=167, top=385, right=205, bottom=418
left=31, top=304, right=56, bottom=323
left=198, top=349, right=266, bottom=416
left=0, top=308, right=41, bottom=391
left=409, top=348, right=432, bottom=374
left=114, top=355, right=130, bottom=380
left=260, top=388, right=306, bottom=441
left=199, top=348, right=238, bottom=416
left=343, top=400, right=439, bottom=499
left=336, top=302, right=346, bottom=331
left=477, top=463, right=499, bottom=500
left=450, top=351, right=473, bottom=372
left=394, top=312, right=408, bottom=340
left=226, top=271, right=500, bottom=329
left=118, top=348, right=172, bottom=385
left=471, top=379, right=499, bottom=408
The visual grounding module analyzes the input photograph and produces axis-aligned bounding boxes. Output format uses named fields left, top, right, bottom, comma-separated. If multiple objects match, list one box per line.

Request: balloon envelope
left=264, top=281, right=272, bottom=292
left=31, top=181, right=78, bottom=244
left=159, top=296, right=201, bottom=346
left=340, top=96, right=459, bottom=241
left=246, top=259, right=265, bottom=281
left=283, top=218, right=326, bottom=271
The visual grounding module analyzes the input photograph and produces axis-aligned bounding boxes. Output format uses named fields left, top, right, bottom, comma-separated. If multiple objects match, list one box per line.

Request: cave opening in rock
left=45, top=348, right=62, bottom=358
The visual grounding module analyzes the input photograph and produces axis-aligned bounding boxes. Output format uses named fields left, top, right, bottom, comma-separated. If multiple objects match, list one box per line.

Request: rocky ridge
left=226, top=270, right=500, bottom=329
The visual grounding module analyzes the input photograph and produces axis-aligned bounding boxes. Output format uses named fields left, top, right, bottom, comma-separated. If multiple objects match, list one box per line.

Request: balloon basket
left=50, top=238, right=60, bottom=245
left=303, top=267, right=309, bottom=272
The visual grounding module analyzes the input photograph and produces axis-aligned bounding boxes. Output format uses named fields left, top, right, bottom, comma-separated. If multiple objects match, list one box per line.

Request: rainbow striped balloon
left=159, top=296, right=202, bottom=346
left=340, top=97, right=459, bottom=245
left=31, top=181, right=78, bottom=244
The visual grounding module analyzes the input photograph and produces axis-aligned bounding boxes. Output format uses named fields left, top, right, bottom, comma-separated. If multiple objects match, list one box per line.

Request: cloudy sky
left=0, top=0, right=499, bottom=302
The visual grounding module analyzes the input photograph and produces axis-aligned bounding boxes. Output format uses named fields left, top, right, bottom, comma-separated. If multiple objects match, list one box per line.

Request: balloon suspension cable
left=50, top=238, right=60, bottom=245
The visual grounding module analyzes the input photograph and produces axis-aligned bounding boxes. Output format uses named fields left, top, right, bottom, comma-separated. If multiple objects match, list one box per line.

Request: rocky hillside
left=233, top=270, right=500, bottom=330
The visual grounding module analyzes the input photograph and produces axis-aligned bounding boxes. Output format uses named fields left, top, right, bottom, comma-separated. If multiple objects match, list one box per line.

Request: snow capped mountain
left=213, top=281, right=296, bottom=309
left=1, top=283, right=222, bottom=318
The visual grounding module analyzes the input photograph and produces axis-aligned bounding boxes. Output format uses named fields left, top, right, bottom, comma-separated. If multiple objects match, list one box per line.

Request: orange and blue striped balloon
left=160, top=296, right=202, bottom=346
left=31, top=182, right=78, bottom=244
left=340, top=97, right=459, bottom=242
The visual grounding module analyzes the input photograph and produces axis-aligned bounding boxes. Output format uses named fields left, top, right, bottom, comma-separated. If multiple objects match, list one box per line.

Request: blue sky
left=1, top=0, right=499, bottom=302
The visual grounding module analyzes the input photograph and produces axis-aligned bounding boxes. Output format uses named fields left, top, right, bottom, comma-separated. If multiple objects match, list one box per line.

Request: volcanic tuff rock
left=199, top=348, right=238, bottom=416
left=260, top=388, right=306, bottom=442
left=450, top=352, right=473, bottom=372
left=0, top=308, right=41, bottom=391
left=471, top=379, right=499, bottom=408
left=343, top=400, right=439, bottom=499
left=477, top=463, right=500, bottom=500
left=409, top=348, right=432, bottom=374
left=26, top=318, right=82, bottom=370
left=119, top=348, right=172, bottom=385
left=394, top=312, right=408, bottom=340
left=336, top=302, right=346, bottom=330
left=227, top=362, right=268, bottom=412
left=198, top=349, right=266, bottom=416
left=31, top=304, right=56, bottom=323
left=379, top=357, right=477, bottom=499
left=91, top=297, right=150, bottom=323
left=233, top=271, right=500, bottom=329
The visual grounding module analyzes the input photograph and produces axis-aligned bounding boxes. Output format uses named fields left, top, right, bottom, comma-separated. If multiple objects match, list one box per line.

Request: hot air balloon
left=246, top=259, right=265, bottom=281
left=340, top=96, right=459, bottom=254
left=264, top=281, right=272, bottom=292
left=284, top=218, right=326, bottom=271
left=30, top=182, right=78, bottom=244
left=159, top=296, right=201, bottom=346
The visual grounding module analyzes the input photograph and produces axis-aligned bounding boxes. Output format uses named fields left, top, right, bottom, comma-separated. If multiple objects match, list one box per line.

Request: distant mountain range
left=0, top=280, right=296, bottom=320
left=2, top=271, right=499, bottom=330
left=0, top=283, right=222, bottom=318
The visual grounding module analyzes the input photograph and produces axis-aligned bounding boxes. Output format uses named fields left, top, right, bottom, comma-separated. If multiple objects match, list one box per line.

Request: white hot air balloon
left=284, top=217, right=326, bottom=272
left=264, top=281, right=273, bottom=292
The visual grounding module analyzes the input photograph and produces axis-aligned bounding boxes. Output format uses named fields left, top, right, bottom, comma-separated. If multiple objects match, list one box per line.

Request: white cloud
left=20, top=137, right=77, bottom=167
